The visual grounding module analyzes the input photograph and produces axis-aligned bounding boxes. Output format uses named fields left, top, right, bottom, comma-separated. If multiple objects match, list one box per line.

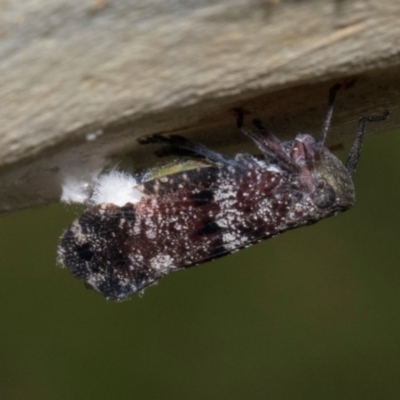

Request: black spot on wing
left=76, top=243, right=94, bottom=262
left=197, top=220, right=222, bottom=236
left=191, top=189, right=214, bottom=206
left=139, top=165, right=245, bottom=197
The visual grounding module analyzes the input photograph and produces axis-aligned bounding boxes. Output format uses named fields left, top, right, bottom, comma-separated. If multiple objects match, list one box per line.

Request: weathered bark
left=0, top=0, right=399, bottom=213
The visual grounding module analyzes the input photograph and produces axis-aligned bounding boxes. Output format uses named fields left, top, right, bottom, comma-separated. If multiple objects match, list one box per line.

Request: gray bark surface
left=0, top=0, right=399, bottom=213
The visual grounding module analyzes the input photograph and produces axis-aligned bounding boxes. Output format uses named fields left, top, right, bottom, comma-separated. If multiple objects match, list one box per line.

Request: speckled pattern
left=58, top=125, right=357, bottom=300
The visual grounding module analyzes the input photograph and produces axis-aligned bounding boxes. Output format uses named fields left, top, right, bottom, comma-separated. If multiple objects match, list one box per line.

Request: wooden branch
left=1, top=0, right=399, bottom=213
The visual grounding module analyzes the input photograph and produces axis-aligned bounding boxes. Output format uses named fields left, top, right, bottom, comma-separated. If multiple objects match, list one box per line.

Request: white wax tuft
left=90, top=170, right=144, bottom=206
left=61, top=177, right=92, bottom=204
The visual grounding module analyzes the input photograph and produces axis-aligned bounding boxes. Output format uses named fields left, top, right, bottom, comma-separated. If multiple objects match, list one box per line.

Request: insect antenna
left=346, top=111, right=389, bottom=175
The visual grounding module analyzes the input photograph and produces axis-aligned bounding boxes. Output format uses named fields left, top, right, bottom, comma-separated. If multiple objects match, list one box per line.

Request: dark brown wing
left=59, top=164, right=288, bottom=300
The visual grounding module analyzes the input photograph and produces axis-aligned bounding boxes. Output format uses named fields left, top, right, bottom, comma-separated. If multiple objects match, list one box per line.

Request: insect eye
left=312, top=180, right=336, bottom=209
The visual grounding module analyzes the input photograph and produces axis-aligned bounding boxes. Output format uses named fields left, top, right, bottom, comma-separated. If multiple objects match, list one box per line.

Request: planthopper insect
left=58, top=84, right=388, bottom=301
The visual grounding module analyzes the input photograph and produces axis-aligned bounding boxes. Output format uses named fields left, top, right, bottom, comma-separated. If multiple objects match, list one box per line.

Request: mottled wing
left=59, top=164, right=288, bottom=300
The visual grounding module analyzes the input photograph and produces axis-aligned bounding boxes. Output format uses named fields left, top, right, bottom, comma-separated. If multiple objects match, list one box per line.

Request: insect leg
left=234, top=109, right=295, bottom=171
left=346, top=111, right=389, bottom=175
left=139, top=134, right=242, bottom=168
left=318, top=83, right=342, bottom=145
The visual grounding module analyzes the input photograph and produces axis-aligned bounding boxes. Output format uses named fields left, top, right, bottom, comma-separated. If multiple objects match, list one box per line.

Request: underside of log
left=0, top=0, right=399, bottom=214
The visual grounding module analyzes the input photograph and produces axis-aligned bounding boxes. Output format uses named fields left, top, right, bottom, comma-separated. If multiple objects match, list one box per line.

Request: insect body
left=58, top=85, right=388, bottom=300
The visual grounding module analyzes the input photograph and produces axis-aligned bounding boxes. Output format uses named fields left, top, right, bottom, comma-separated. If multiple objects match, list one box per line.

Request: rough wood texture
left=1, top=0, right=400, bottom=213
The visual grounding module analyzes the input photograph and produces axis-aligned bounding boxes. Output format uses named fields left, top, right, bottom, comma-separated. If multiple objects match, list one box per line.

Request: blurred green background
left=1, top=129, right=400, bottom=400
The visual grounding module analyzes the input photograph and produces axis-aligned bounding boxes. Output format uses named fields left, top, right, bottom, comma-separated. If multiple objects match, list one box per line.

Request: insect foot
left=58, top=86, right=388, bottom=300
